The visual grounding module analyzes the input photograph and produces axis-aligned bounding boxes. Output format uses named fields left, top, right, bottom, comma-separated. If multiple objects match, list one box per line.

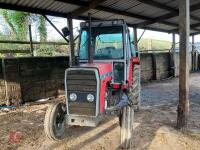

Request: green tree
left=1, top=9, right=17, bottom=37
left=38, top=15, right=47, bottom=42
left=0, top=9, right=47, bottom=41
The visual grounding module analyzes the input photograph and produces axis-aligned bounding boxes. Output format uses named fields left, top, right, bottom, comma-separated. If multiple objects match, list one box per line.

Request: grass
left=139, top=38, right=172, bottom=51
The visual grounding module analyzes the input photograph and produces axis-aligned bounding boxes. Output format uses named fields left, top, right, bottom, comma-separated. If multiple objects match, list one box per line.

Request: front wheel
left=44, top=102, right=66, bottom=140
left=119, top=105, right=134, bottom=149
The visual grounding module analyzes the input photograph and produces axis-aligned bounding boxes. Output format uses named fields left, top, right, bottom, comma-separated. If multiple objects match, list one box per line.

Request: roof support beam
left=136, top=0, right=200, bottom=27
left=169, top=26, right=200, bottom=33
left=177, top=0, right=190, bottom=129
left=143, top=23, right=200, bottom=35
left=71, top=0, right=107, bottom=17
left=191, top=32, right=200, bottom=36
left=43, top=15, right=69, bottom=43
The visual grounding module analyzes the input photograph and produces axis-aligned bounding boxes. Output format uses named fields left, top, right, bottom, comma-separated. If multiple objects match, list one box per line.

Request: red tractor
left=44, top=20, right=141, bottom=149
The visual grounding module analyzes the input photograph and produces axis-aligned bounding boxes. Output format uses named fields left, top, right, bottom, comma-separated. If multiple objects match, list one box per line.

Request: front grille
left=66, top=69, right=97, bottom=116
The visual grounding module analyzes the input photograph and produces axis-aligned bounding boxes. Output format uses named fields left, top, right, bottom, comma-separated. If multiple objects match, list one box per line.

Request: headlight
left=69, top=93, right=77, bottom=101
left=87, top=94, right=94, bottom=102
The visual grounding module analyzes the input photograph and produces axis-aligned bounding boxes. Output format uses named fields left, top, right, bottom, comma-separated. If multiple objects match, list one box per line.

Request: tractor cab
left=44, top=20, right=140, bottom=149
left=78, top=20, right=137, bottom=84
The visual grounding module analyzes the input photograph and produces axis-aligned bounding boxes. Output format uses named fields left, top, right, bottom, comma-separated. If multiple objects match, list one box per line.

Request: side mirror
left=131, top=41, right=135, bottom=45
left=61, top=27, right=70, bottom=37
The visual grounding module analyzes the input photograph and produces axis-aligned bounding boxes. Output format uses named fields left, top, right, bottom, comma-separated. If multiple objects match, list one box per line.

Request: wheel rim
left=53, top=104, right=65, bottom=137
left=55, top=112, right=64, bottom=130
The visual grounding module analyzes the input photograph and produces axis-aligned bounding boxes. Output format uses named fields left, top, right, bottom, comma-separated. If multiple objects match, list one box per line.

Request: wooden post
left=43, top=15, right=69, bottom=43
left=177, top=0, right=190, bottom=129
left=151, top=53, right=157, bottom=80
left=191, top=35, right=195, bottom=71
left=192, top=35, right=195, bottom=51
left=1, top=59, right=9, bottom=105
left=172, top=33, right=176, bottom=77
left=29, top=25, right=34, bottom=57
left=134, top=28, right=138, bottom=51
left=67, top=14, right=75, bottom=66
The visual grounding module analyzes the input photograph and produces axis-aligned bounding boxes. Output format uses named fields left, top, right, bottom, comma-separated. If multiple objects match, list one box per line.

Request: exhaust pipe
left=88, top=13, right=93, bottom=64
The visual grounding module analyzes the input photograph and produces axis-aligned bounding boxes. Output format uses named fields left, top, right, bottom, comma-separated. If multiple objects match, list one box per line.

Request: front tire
left=44, top=102, right=66, bottom=140
left=120, top=105, right=134, bottom=149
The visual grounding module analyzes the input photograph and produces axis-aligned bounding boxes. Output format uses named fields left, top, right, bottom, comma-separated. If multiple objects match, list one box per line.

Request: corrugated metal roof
left=0, top=0, right=200, bottom=34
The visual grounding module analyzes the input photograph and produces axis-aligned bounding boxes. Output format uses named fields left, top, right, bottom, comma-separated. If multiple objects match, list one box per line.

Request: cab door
left=127, top=28, right=139, bottom=85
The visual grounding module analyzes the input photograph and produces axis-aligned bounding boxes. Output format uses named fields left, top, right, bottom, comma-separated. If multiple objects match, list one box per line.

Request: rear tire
left=128, top=65, right=141, bottom=111
left=120, top=105, right=134, bottom=149
left=44, top=102, right=66, bottom=140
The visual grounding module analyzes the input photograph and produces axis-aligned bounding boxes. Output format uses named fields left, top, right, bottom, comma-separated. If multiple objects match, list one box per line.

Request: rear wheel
left=44, top=102, right=66, bottom=140
left=128, top=65, right=141, bottom=111
left=120, top=105, right=134, bottom=149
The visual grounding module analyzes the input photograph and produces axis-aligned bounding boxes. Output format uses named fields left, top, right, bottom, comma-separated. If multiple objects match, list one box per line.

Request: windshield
left=79, top=26, right=123, bottom=60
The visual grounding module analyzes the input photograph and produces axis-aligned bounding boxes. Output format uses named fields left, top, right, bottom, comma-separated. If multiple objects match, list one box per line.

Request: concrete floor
left=142, top=72, right=200, bottom=107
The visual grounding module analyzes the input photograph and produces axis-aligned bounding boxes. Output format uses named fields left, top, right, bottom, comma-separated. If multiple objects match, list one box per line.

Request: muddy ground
left=0, top=73, right=200, bottom=150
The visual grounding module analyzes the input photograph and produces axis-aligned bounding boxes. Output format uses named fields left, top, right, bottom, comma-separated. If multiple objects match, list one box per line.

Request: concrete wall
left=140, top=52, right=197, bottom=82
left=174, top=52, right=192, bottom=76
left=140, top=53, right=153, bottom=81
left=140, top=53, right=171, bottom=82
left=0, top=52, right=198, bottom=105
left=0, top=57, right=69, bottom=105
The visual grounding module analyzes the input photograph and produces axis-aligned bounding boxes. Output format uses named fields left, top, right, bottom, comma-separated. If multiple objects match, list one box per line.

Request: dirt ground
left=0, top=73, right=200, bottom=150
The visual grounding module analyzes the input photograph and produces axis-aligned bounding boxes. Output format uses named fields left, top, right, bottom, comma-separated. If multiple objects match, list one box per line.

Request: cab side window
left=79, top=30, right=88, bottom=59
left=126, top=29, right=132, bottom=59
left=130, top=32, right=136, bottom=57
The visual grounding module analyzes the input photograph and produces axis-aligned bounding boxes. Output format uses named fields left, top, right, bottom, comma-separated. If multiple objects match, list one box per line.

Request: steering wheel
left=97, top=47, right=116, bottom=54
left=97, top=48, right=104, bottom=54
